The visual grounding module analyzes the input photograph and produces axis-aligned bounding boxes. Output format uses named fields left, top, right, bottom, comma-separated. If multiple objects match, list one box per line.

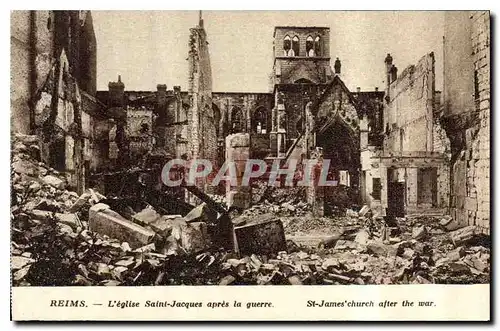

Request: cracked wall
left=381, top=52, right=450, bottom=212
left=384, top=53, right=435, bottom=153
left=11, top=10, right=110, bottom=193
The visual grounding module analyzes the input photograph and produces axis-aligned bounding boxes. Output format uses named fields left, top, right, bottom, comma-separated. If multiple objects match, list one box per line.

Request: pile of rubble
left=280, top=207, right=490, bottom=284
left=11, top=133, right=213, bottom=286
left=208, top=210, right=490, bottom=285
left=242, top=200, right=311, bottom=217
left=10, top=133, right=490, bottom=286
left=251, top=180, right=306, bottom=204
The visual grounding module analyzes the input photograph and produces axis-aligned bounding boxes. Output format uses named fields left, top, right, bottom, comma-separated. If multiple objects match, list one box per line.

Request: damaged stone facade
left=442, top=11, right=490, bottom=234
left=96, top=16, right=219, bottom=196
left=360, top=52, right=451, bottom=217
left=11, top=10, right=113, bottom=194
left=212, top=92, right=274, bottom=161
left=268, top=27, right=382, bottom=216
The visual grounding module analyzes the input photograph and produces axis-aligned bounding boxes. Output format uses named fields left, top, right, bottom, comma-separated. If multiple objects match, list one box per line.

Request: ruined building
left=100, top=25, right=382, bottom=212
left=93, top=13, right=489, bottom=231
left=11, top=11, right=117, bottom=193
left=97, top=16, right=219, bottom=181
left=360, top=52, right=451, bottom=219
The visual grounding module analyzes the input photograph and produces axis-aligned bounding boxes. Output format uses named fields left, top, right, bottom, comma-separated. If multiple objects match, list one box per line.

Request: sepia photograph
left=9, top=8, right=491, bottom=321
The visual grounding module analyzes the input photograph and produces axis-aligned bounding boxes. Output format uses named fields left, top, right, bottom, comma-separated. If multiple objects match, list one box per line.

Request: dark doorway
left=417, top=167, right=438, bottom=206
left=50, top=138, right=66, bottom=172
left=316, top=118, right=360, bottom=215
left=387, top=168, right=405, bottom=217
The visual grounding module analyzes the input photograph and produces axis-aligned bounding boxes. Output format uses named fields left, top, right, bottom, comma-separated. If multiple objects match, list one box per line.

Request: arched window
left=306, top=36, right=315, bottom=57
left=292, top=36, right=300, bottom=56
left=253, top=107, right=268, bottom=134
left=283, top=35, right=291, bottom=56
left=314, top=36, right=321, bottom=56
left=231, top=107, right=244, bottom=133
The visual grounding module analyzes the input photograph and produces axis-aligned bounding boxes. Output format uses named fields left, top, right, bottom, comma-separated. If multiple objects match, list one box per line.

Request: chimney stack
left=356, top=87, right=361, bottom=93
left=384, top=53, right=393, bottom=73
left=375, top=87, right=379, bottom=92
left=157, top=84, right=167, bottom=107
left=390, top=66, right=398, bottom=83
left=108, top=75, right=125, bottom=107
left=334, top=57, right=341, bottom=75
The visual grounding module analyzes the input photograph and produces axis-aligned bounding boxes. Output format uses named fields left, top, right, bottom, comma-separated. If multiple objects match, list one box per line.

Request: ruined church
left=11, top=11, right=490, bottom=234
left=96, top=17, right=448, bottom=219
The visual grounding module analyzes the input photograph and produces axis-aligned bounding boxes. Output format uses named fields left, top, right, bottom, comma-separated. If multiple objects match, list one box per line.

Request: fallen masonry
left=10, top=133, right=490, bottom=286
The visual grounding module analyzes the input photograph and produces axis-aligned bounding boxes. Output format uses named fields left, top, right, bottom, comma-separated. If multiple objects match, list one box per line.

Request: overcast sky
left=93, top=11, right=444, bottom=93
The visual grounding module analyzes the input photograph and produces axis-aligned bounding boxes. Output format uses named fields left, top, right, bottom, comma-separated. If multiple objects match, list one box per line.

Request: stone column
left=226, top=133, right=251, bottom=210
left=306, top=147, right=325, bottom=217
left=276, top=103, right=287, bottom=157
left=359, top=116, right=369, bottom=150
left=304, top=101, right=315, bottom=154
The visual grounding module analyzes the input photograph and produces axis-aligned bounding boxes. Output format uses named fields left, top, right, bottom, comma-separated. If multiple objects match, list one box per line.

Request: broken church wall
left=443, top=11, right=490, bottom=233
left=212, top=92, right=274, bottom=162
left=11, top=11, right=112, bottom=194
left=11, top=10, right=54, bottom=134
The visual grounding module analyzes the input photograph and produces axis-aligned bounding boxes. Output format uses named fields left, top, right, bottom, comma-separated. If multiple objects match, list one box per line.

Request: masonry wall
left=212, top=92, right=274, bottom=160
left=32, top=50, right=105, bottom=193
left=127, top=108, right=154, bottom=158
left=443, top=11, right=490, bottom=233
left=384, top=53, right=435, bottom=153
left=212, top=92, right=274, bottom=135
left=275, top=59, right=333, bottom=84
left=11, top=10, right=54, bottom=134
left=11, top=10, right=110, bottom=193
left=380, top=52, right=450, bottom=213
left=443, top=11, right=475, bottom=118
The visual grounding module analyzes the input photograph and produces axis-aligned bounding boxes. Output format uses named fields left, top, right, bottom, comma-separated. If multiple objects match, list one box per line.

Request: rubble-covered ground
left=11, top=134, right=490, bottom=286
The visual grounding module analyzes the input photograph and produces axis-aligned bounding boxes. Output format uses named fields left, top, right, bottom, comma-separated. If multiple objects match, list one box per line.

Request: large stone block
left=226, top=133, right=250, bottom=148
left=132, top=207, right=162, bottom=226
left=233, top=214, right=286, bottom=256
left=89, top=203, right=155, bottom=249
left=226, top=190, right=251, bottom=210
left=465, top=197, right=478, bottom=211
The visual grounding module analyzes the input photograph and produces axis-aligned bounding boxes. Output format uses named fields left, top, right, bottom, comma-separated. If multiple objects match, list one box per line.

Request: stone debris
left=89, top=203, right=156, bottom=249
left=412, top=225, right=427, bottom=240
left=10, top=133, right=490, bottom=286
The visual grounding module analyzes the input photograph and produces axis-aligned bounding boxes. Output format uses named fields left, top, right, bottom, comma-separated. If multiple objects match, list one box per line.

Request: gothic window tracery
left=292, top=36, right=300, bottom=56
left=231, top=107, right=244, bottom=133
left=314, top=36, right=321, bottom=56
left=306, top=36, right=315, bottom=57
left=253, top=107, right=268, bottom=134
left=283, top=35, right=291, bottom=56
